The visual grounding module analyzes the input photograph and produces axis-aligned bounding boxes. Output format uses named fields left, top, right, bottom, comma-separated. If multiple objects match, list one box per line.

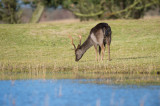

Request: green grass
left=0, top=18, right=160, bottom=84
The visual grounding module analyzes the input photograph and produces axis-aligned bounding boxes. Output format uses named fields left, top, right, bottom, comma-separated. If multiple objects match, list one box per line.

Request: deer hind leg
left=94, top=45, right=98, bottom=61
left=98, top=46, right=101, bottom=61
left=100, top=44, right=105, bottom=61
left=107, top=44, right=111, bottom=61
left=106, top=36, right=111, bottom=61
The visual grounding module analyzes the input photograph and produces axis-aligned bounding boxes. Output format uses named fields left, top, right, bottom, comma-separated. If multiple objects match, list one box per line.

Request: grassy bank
left=0, top=18, right=160, bottom=83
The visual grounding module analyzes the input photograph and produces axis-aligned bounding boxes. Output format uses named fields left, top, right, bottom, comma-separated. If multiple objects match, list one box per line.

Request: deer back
left=90, top=23, right=111, bottom=46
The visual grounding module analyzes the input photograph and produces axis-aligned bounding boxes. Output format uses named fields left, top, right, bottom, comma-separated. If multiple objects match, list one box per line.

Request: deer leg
left=107, top=44, right=111, bottom=61
left=98, top=46, right=101, bottom=61
left=100, top=44, right=105, bottom=61
left=94, top=45, right=98, bottom=61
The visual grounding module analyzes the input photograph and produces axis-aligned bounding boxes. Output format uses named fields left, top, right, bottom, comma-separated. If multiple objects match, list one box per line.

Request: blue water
left=0, top=79, right=160, bottom=106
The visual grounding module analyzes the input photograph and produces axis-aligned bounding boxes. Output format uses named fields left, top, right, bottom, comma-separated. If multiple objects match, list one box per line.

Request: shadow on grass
left=116, top=56, right=157, bottom=60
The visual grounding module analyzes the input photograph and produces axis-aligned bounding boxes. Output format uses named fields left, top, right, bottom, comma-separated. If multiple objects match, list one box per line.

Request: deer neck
left=80, top=36, right=93, bottom=54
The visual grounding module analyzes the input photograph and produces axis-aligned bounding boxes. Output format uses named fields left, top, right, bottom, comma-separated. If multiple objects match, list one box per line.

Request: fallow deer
left=69, top=23, right=111, bottom=62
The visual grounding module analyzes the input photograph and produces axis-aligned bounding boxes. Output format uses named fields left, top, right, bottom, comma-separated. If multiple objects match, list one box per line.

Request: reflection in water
left=0, top=79, right=160, bottom=106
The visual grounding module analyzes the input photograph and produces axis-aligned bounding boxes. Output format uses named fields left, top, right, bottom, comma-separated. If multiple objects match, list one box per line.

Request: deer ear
left=77, top=44, right=81, bottom=49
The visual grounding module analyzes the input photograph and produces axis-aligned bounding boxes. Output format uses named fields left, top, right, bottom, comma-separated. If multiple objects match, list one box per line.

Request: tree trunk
left=30, top=2, right=44, bottom=23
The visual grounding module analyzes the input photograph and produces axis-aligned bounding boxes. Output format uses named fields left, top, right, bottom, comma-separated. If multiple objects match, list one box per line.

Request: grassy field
left=0, top=18, right=160, bottom=84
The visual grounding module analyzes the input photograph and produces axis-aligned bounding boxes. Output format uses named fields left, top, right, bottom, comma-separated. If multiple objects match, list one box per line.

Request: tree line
left=0, top=0, right=159, bottom=24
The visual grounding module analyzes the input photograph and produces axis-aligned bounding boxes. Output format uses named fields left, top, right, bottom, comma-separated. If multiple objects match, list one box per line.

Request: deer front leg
left=94, top=45, right=98, bottom=61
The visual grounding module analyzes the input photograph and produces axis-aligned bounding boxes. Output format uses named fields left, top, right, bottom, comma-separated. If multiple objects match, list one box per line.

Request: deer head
left=69, top=35, right=83, bottom=61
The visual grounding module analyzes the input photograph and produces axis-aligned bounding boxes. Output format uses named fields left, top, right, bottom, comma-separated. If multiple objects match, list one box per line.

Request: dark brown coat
left=70, top=23, right=112, bottom=61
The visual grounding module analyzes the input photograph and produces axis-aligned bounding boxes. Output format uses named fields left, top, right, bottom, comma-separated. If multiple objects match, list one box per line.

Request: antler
left=78, top=35, right=82, bottom=45
left=68, top=35, right=76, bottom=50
